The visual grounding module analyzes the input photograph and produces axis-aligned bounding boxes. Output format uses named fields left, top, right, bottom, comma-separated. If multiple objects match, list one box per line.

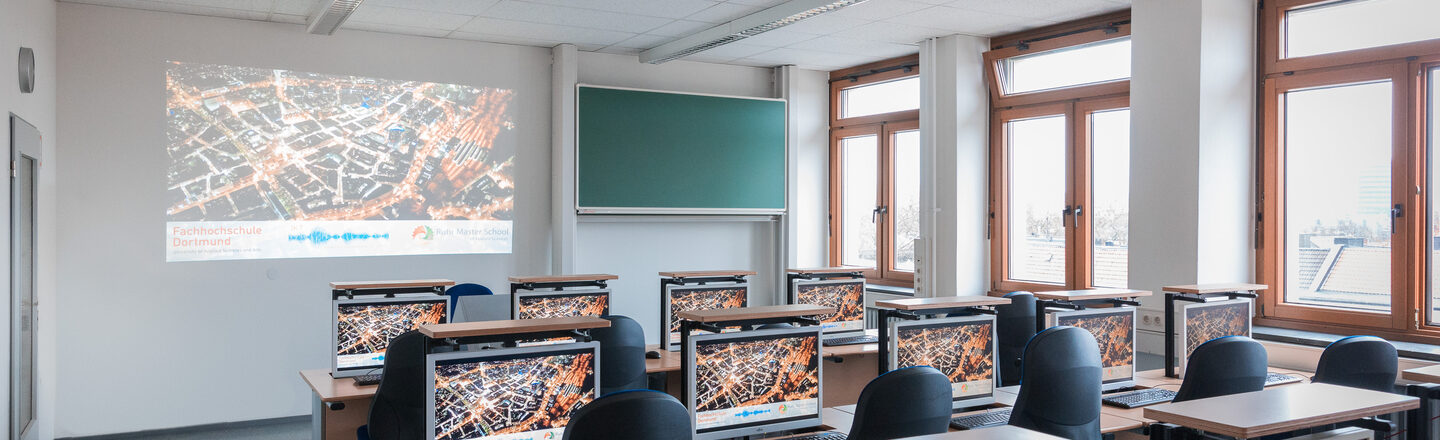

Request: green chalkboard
left=577, top=86, right=786, bottom=213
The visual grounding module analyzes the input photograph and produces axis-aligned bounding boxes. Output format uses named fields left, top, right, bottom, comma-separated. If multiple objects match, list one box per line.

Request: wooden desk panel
left=1032, top=289, right=1151, bottom=301
left=659, top=270, right=757, bottom=278
left=1162, top=283, right=1267, bottom=294
left=1402, top=364, right=1440, bottom=383
left=643, top=344, right=682, bottom=373
left=676, top=304, right=833, bottom=322
left=329, top=279, right=455, bottom=290
left=300, top=369, right=376, bottom=402
left=1142, top=383, right=1418, bottom=438
left=876, top=296, right=1010, bottom=310
left=508, top=274, right=618, bottom=283
left=419, top=316, right=610, bottom=339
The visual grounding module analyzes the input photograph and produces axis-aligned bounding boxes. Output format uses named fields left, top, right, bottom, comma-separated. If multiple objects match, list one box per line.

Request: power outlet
left=1137, top=308, right=1165, bottom=332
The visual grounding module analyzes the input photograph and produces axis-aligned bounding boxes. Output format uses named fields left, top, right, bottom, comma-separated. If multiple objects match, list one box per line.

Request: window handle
left=872, top=205, right=887, bottom=223
left=1392, top=204, right=1403, bottom=234
left=1062, top=205, right=1073, bottom=227
left=1073, top=205, right=1084, bottom=229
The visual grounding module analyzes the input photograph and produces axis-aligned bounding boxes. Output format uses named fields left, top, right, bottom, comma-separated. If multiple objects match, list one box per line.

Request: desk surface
left=1032, top=289, right=1151, bottom=301
left=329, top=279, right=455, bottom=290
left=1162, top=283, right=1267, bottom=294
left=418, top=316, right=610, bottom=339
left=876, top=296, right=1010, bottom=311
left=507, top=274, right=617, bottom=283
left=786, top=267, right=865, bottom=275
left=1402, top=364, right=1440, bottom=383
left=659, top=270, right=757, bottom=278
left=676, top=304, right=834, bottom=323
left=896, top=426, right=1066, bottom=439
left=1143, top=383, right=1418, bottom=438
left=300, top=369, right=377, bottom=402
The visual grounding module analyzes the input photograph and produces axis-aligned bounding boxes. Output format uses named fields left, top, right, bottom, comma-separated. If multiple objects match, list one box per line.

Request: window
left=1258, top=0, right=1440, bottom=341
left=987, top=14, right=1131, bottom=293
left=829, top=55, right=920, bottom=286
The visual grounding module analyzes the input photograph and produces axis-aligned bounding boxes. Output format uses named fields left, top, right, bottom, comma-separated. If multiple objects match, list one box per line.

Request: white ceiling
left=58, top=0, right=1130, bottom=71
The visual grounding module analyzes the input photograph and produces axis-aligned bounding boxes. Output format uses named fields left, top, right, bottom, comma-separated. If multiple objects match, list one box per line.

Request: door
left=9, top=114, right=39, bottom=440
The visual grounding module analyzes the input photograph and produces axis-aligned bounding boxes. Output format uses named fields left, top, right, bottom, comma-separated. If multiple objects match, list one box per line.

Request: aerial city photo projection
left=693, top=335, right=820, bottom=430
left=894, top=321, right=995, bottom=398
left=432, top=350, right=595, bottom=440
left=164, top=61, right=516, bottom=261
left=795, top=281, right=865, bottom=332
left=335, top=301, right=446, bottom=369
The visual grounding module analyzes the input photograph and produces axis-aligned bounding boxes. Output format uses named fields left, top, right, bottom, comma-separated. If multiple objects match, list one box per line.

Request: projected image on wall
left=164, top=61, right=515, bottom=261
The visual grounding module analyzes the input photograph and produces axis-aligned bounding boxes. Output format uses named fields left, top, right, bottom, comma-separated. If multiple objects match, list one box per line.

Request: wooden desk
left=508, top=274, right=618, bottom=283
left=896, top=426, right=1065, bottom=439
left=1143, top=383, right=1418, bottom=438
left=301, top=369, right=377, bottom=440
left=418, top=316, right=610, bottom=339
left=659, top=270, right=757, bottom=278
left=1032, top=289, right=1152, bottom=301
left=1161, top=283, right=1267, bottom=294
left=787, top=267, right=865, bottom=274
left=876, top=296, right=1011, bottom=310
left=329, top=279, right=455, bottom=290
left=676, top=304, right=834, bottom=323
left=1402, top=364, right=1440, bottom=383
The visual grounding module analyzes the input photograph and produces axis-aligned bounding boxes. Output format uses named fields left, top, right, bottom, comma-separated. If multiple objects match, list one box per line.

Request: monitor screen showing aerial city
left=667, top=285, right=748, bottom=345
left=165, top=61, right=516, bottom=262
left=1056, top=309, right=1134, bottom=383
left=516, top=291, right=610, bottom=320
left=429, top=346, right=596, bottom=440
left=335, top=299, right=446, bottom=371
left=1181, top=299, right=1251, bottom=372
left=892, top=318, right=995, bottom=401
left=691, top=332, right=820, bottom=434
left=794, top=280, right=865, bottom=333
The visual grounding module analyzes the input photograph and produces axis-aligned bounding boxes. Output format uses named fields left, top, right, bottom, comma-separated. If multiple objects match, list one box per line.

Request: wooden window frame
left=1256, top=0, right=1440, bottom=343
left=986, top=12, right=1132, bottom=294
left=828, top=55, right=920, bottom=287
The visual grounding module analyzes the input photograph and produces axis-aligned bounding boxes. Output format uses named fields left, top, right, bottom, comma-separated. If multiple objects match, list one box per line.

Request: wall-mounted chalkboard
left=576, top=85, right=786, bottom=214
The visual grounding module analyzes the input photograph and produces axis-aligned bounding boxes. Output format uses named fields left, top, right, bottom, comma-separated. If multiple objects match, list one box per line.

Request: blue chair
left=1173, top=336, right=1267, bottom=402
left=996, top=291, right=1036, bottom=387
left=1009, top=326, right=1102, bottom=440
left=445, top=283, right=492, bottom=317
left=847, top=366, right=953, bottom=440
left=563, top=390, right=691, bottom=440
left=1313, top=335, right=1398, bottom=393
left=590, top=315, right=649, bottom=396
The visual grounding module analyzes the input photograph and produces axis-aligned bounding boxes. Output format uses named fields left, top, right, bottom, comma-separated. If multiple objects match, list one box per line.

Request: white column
left=920, top=35, right=989, bottom=297
left=776, top=65, right=831, bottom=270
left=551, top=44, right=578, bottom=274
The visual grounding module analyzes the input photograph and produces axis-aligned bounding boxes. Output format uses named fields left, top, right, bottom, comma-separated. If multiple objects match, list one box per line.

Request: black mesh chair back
left=1173, top=336, right=1267, bottom=402
left=591, top=315, right=648, bottom=395
left=1313, top=335, right=1398, bottom=393
left=848, top=366, right=953, bottom=440
left=562, top=390, right=692, bottom=440
left=997, top=291, right=1036, bottom=387
left=1009, top=326, right=1102, bottom=440
left=366, top=330, right=427, bottom=440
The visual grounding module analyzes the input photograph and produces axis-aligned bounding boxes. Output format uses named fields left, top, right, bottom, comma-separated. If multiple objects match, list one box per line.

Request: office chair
left=1173, top=336, right=1267, bottom=402
left=360, top=330, right=427, bottom=440
left=1313, top=335, right=1398, bottom=393
left=445, top=283, right=492, bottom=317
left=847, top=366, right=953, bottom=440
left=997, top=291, right=1036, bottom=387
left=563, top=389, right=692, bottom=440
left=590, top=315, right=649, bottom=395
left=1009, top=326, right=1102, bottom=440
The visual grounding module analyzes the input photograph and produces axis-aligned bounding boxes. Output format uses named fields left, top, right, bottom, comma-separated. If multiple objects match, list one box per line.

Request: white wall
left=920, top=35, right=989, bottom=297
left=54, top=4, right=551, bottom=436
left=1, top=0, right=57, bottom=438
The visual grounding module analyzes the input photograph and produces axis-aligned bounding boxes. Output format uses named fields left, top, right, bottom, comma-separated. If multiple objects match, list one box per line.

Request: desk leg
left=312, top=396, right=324, bottom=440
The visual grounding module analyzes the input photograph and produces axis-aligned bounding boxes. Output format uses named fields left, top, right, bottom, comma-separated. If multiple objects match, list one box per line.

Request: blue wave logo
left=287, top=230, right=391, bottom=244
left=737, top=409, right=772, bottom=418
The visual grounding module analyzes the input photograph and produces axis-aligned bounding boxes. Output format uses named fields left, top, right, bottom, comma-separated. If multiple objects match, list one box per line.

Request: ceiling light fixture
left=640, top=0, right=869, bottom=64
left=306, top=0, right=365, bottom=35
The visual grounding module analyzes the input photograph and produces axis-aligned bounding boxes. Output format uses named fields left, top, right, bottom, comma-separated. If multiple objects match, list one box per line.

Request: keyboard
left=1265, top=372, right=1303, bottom=387
left=950, top=408, right=1012, bottom=430
left=784, top=433, right=847, bottom=440
left=351, top=374, right=381, bottom=386
left=822, top=335, right=879, bottom=346
left=1101, top=388, right=1176, bottom=409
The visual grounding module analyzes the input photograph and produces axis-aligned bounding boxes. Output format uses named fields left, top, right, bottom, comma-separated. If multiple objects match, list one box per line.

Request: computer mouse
left=645, top=350, right=662, bottom=359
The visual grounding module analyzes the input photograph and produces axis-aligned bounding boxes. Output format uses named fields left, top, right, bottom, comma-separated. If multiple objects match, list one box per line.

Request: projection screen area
left=164, top=61, right=516, bottom=262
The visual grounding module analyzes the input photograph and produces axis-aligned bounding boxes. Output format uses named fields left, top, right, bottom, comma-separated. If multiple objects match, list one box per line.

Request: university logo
left=412, top=225, right=434, bottom=240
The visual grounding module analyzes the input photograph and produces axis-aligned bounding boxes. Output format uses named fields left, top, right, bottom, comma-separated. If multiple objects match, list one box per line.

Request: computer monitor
left=662, top=282, right=748, bottom=350
left=685, top=326, right=823, bottom=440
left=1176, top=298, right=1253, bottom=377
left=512, top=287, right=610, bottom=320
left=1046, top=307, right=1136, bottom=391
left=332, top=295, right=450, bottom=378
left=790, top=278, right=865, bottom=336
left=426, top=342, right=599, bottom=440
left=887, top=315, right=998, bottom=410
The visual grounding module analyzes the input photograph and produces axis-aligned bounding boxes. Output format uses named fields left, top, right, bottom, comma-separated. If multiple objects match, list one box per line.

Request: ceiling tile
left=451, top=31, right=562, bottom=47
left=775, top=13, right=870, bottom=35
left=691, top=42, right=774, bottom=60
left=362, top=0, right=501, bottom=16
left=596, top=46, right=644, bottom=55
left=722, top=0, right=786, bottom=6
left=645, top=20, right=715, bottom=37
left=347, top=5, right=473, bottom=30
left=786, top=35, right=917, bottom=58
left=885, top=5, right=1046, bottom=36
left=840, top=21, right=949, bottom=45
left=944, top=0, right=1124, bottom=21
left=612, top=34, right=675, bottom=50
left=519, top=0, right=721, bottom=20
left=684, top=2, right=764, bottom=23
left=273, top=0, right=313, bottom=15
left=828, top=0, right=934, bottom=21
left=743, top=47, right=874, bottom=70
left=736, top=29, right=820, bottom=48
left=270, top=12, right=308, bottom=24
left=483, top=0, right=673, bottom=33
left=458, top=17, right=637, bottom=46
left=346, top=21, right=453, bottom=38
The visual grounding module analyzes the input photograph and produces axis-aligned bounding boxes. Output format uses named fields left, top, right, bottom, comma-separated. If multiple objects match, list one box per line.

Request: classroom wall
left=1, top=0, right=58, bottom=438
left=53, top=4, right=552, bottom=436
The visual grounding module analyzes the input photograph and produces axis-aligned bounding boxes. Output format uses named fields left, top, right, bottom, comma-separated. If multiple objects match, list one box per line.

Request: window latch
left=872, top=205, right=887, bottom=223
left=1073, top=205, right=1084, bottom=228
left=1391, top=204, right=1404, bottom=233
left=1061, top=205, right=1073, bottom=227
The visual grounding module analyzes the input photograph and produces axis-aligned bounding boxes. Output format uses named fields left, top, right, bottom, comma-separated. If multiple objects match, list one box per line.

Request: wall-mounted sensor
left=18, top=47, right=35, bottom=94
